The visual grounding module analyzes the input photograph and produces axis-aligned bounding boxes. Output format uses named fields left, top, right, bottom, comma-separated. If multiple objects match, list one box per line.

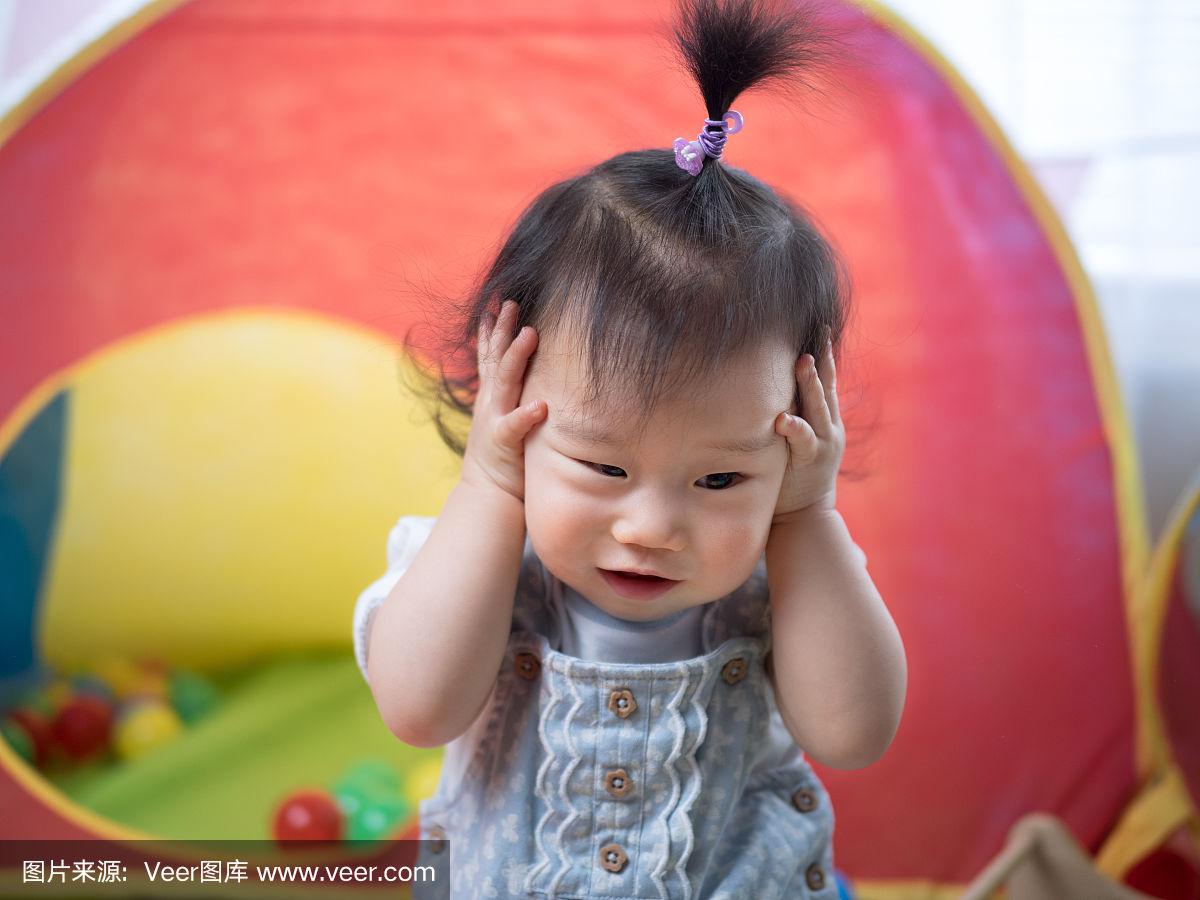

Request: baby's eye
left=697, top=472, right=743, bottom=490
left=580, top=460, right=627, bottom=478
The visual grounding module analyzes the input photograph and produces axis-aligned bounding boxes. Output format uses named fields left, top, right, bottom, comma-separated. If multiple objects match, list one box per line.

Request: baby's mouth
left=601, top=569, right=676, bottom=582
left=597, top=569, right=682, bottom=600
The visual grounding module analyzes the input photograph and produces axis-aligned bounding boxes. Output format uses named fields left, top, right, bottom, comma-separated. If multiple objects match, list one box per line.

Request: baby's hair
left=402, top=0, right=855, bottom=457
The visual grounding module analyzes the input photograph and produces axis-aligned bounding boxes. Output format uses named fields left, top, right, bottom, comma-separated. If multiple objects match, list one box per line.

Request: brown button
left=427, top=825, right=446, bottom=855
left=608, top=688, right=637, bottom=719
left=514, top=651, right=540, bottom=681
left=721, top=657, right=747, bottom=685
left=598, top=842, right=628, bottom=873
left=603, top=769, right=633, bottom=798
left=792, top=788, right=818, bottom=813
left=805, top=863, right=825, bottom=891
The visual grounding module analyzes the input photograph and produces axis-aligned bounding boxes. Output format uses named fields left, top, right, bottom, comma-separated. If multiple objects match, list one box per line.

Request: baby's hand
left=772, top=334, right=844, bottom=522
left=461, top=300, right=548, bottom=503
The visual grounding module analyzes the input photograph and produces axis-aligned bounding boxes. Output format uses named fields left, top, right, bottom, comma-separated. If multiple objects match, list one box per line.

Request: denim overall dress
left=353, top=516, right=837, bottom=899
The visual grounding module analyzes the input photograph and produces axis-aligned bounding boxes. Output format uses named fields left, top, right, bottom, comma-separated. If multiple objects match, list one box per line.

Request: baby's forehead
left=528, top=327, right=796, bottom=423
left=534, top=335, right=791, bottom=389
left=550, top=392, right=785, bottom=458
left=551, top=382, right=770, bottom=434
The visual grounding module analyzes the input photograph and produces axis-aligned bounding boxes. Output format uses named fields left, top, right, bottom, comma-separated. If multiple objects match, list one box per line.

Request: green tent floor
left=47, top=652, right=440, bottom=840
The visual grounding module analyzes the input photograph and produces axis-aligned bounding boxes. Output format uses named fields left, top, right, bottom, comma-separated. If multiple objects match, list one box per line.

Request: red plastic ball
left=5, top=709, right=53, bottom=768
left=50, top=695, right=113, bottom=761
left=272, top=790, right=343, bottom=846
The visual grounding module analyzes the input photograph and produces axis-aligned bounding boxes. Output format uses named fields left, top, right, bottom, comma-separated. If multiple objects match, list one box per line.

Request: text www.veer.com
left=254, top=864, right=435, bottom=884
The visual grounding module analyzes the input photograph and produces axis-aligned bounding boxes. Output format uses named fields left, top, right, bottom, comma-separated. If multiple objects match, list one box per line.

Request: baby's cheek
left=524, top=471, right=588, bottom=547
left=700, top=514, right=770, bottom=574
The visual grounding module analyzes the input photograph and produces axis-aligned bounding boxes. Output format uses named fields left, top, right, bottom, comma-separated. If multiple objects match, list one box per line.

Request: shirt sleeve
left=352, top=515, right=437, bottom=682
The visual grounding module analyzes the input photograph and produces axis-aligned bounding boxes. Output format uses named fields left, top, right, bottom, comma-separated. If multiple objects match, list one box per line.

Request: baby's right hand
left=460, top=300, right=548, bottom=503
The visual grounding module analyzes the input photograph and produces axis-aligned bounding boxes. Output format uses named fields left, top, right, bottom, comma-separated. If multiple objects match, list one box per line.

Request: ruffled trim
left=526, top=649, right=567, bottom=892
left=548, top=658, right=585, bottom=894
left=649, top=658, right=711, bottom=900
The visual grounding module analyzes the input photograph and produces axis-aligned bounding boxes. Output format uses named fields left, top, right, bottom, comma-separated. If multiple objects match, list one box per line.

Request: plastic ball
left=93, top=658, right=144, bottom=699
left=333, top=779, right=373, bottom=822
left=1, top=719, right=36, bottom=765
left=272, top=790, right=343, bottom=846
left=125, top=669, right=168, bottom=703
left=340, top=758, right=401, bottom=795
left=51, top=695, right=113, bottom=761
left=5, top=709, right=53, bottom=767
left=139, top=658, right=170, bottom=676
left=404, top=757, right=442, bottom=806
left=347, top=794, right=408, bottom=843
left=112, top=699, right=182, bottom=761
left=168, top=670, right=220, bottom=724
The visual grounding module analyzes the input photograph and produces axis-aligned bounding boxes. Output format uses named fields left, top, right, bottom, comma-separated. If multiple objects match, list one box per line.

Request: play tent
left=2, top=0, right=1198, bottom=895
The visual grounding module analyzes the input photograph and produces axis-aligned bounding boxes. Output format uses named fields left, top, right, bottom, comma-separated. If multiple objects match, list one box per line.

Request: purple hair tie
left=673, top=109, right=744, bottom=177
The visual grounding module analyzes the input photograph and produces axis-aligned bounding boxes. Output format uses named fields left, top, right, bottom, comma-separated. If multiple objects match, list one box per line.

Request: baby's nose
left=611, top=502, right=685, bottom=553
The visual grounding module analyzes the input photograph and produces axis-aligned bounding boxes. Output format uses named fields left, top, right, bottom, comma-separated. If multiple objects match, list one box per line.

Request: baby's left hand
left=772, top=336, right=844, bottom=522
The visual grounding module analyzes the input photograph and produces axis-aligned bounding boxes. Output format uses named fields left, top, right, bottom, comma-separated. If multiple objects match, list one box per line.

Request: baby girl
left=353, top=0, right=906, bottom=896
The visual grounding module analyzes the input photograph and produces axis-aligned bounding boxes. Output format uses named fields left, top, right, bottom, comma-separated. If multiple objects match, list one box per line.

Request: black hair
left=401, top=0, right=855, bottom=456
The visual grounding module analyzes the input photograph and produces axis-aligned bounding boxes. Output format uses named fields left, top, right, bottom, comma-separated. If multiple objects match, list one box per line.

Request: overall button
left=805, top=863, right=825, bottom=891
left=514, top=651, right=540, bottom=681
left=603, top=769, right=634, bottom=798
left=427, top=825, right=446, bottom=855
left=598, top=843, right=628, bottom=873
left=608, top=688, right=637, bottom=719
left=721, top=657, right=747, bottom=685
left=792, top=788, right=818, bottom=813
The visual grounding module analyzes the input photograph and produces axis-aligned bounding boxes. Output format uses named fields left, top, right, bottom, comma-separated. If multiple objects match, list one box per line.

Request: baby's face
left=519, top=327, right=797, bottom=622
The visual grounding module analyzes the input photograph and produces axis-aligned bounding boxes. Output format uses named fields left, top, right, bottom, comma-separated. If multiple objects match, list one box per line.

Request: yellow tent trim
left=1098, top=483, right=1200, bottom=877
left=850, top=883, right=969, bottom=900
left=1096, top=763, right=1197, bottom=880
left=1133, top=483, right=1200, bottom=784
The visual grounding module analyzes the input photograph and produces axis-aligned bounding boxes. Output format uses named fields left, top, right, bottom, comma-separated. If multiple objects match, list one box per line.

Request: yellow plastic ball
left=113, top=700, right=182, bottom=761
left=403, top=756, right=443, bottom=806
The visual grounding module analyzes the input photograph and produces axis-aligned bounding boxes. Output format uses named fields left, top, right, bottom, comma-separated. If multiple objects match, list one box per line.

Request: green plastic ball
left=333, top=779, right=373, bottom=821
left=347, top=795, right=409, bottom=843
left=340, top=758, right=400, bottom=794
left=168, top=670, right=220, bottom=724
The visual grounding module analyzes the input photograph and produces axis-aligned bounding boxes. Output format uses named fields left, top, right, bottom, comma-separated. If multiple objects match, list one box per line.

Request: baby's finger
left=799, top=354, right=834, bottom=437
left=775, top=409, right=817, bottom=451
left=820, top=337, right=841, bottom=425
left=489, top=300, right=520, bottom=361
left=477, top=312, right=497, bottom=368
left=495, top=398, right=548, bottom=448
left=493, top=325, right=539, bottom=409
